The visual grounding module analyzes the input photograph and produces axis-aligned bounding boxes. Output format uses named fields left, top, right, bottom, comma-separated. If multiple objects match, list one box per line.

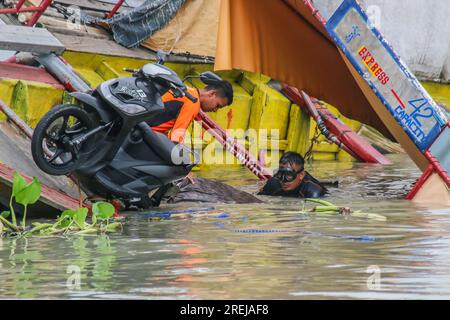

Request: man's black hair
left=205, top=80, right=234, bottom=105
left=279, top=152, right=305, bottom=169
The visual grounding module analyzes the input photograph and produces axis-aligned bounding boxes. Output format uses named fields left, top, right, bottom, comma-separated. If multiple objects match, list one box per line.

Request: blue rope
left=213, top=223, right=376, bottom=242
left=143, top=207, right=215, bottom=218
left=144, top=208, right=376, bottom=242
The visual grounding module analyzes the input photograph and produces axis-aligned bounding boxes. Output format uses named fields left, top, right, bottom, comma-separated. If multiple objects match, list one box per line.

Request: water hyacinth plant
left=0, top=172, right=41, bottom=227
left=0, top=171, right=123, bottom=237
left=0, top=172, right=41, bottom=232
left=28, top=204, right=122, bottom=236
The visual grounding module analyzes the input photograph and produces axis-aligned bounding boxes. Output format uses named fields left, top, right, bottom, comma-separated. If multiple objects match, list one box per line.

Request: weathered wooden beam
left=0, top=100, right=82, bottom=216
left=0, top=162, right=81, bottom=217
left=54, top=0, right=130, bottom=13
left=52, top=32, right=155, bottom=59
left=0, top=24, right=65, bottom=54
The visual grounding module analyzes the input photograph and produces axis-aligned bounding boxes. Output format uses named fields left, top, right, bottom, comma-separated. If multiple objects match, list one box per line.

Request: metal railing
left=106, top=0, right=125, bottom=18
left=0, top=0, right=126, bottom=26
left=0, top=0, right=53, bottom=26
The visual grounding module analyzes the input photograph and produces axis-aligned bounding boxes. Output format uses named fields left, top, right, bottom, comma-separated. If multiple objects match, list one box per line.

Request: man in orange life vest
left=148, top=81, right=234, bottom=144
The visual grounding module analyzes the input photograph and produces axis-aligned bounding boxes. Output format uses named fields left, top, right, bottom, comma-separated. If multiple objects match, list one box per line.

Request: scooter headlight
left=118, top=104, right=146, bottom=114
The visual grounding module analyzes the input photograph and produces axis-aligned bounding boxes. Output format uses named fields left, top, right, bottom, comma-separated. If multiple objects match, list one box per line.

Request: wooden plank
left=96, top=0, right=135, bottom=7
left=0, top=122, right=80, bottom=200
left=0, top=25, right=65, bottom=54
left=39, top=16, right=110, bottom=39
left=53, top=32, right=154, bottom=60
left=54, top=0, right=130, bottom=13
left=0, top=162, right=81, bottom=217
left=0, top=17, right=16, bottom=60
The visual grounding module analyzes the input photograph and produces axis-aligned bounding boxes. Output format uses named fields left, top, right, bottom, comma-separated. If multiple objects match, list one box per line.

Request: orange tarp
left=142, top=0, right=220, bottom=58
left=214, top=0, right=393, bottom=141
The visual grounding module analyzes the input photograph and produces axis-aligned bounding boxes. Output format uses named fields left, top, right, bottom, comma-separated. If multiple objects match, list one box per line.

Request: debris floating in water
left=304, top=199, right=387, bottom=221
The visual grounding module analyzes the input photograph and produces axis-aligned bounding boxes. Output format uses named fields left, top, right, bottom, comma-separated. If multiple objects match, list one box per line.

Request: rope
left=213, top=222, right=376, bottom=242
left=304, top=125, right=321, bottom=162
left=143, top=207, right=377, bottom=242
left=143, top=207, right=215, bottom=218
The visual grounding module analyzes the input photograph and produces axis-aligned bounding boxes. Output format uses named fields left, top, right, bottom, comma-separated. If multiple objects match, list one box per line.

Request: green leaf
left=305, top=198, right=335, bottom=207
left=12, top=172, right=27, bottom=198
left=1, top=211, right=10, bottom=218
left=57, top=207, right=89, bottom=229
left=15, top=177, right=41, bottom=206
left=58, top=209, right=77, bottom=228
left=73, top=208, right=88, bottom=230
left=92, top=202, right=115, bottom=220
left=106, top=222, right=121, bottom=232
left=60, top=209, right=76, bottom=219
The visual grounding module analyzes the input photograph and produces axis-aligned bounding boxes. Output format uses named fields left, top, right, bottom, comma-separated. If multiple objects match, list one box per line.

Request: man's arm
left=301, top=181, right=327, bottom=198
left=257, top=178, right=283, bottom=195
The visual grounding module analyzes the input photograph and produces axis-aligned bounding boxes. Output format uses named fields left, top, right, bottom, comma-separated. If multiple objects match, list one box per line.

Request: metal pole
left=35, top=53, right=92, bottom=93
left=300, top=90, right=363, bottom=161
left=27, top=0, right=53, bottom=26
left=0, top=98, right=34, bottom=139
left=424, top=151, right=450, bottom=188
left=15, top=0, right=26, bottom=10
left=196, top=111, right=273, bottom=180
left=106, top=0, right=125, bottom=18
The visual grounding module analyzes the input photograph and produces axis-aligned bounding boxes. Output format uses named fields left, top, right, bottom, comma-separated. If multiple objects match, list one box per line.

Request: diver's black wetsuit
left=258, top=172, right=327, bottom=198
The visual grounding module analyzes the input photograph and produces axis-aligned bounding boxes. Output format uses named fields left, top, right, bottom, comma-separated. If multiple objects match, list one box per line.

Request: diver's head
left=199, top=81, right=234, bottom=112
left=274, top=152, right=306, bottom=191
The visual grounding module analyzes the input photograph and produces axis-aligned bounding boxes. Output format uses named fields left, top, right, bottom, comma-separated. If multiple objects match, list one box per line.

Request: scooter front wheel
left=31, top=104, right=97, bottom=176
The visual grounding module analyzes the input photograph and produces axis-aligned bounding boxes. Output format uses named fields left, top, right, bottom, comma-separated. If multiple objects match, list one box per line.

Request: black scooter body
left=70, top=64, right=197, bottom=207
left=31, top=61, right=221, bottom=208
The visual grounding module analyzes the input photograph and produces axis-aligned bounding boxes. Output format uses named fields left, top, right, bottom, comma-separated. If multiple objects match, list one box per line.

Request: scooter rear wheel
left=31, top=104, right=97, bottom=176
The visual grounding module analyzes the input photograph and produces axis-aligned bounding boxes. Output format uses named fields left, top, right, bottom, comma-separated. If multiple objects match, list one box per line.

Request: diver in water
left=258, top=152, right=327, bottom=198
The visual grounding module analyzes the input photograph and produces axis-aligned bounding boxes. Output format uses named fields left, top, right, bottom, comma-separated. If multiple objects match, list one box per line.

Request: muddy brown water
left=2, top=154, right=450, bottom=299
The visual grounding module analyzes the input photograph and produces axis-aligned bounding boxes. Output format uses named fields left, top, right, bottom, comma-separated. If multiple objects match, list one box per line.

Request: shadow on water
left=1, top=154, right=450, bottom=299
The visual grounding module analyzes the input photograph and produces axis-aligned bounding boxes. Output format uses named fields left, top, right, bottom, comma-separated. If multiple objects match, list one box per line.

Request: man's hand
left=257, top=179, right=267, bottom=191
left=186, top=172, right=196, bottom=184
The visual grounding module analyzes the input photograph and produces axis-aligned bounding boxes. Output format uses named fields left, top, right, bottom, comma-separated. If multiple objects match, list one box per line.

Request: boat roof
left=0, top=0, right=155, bottom=60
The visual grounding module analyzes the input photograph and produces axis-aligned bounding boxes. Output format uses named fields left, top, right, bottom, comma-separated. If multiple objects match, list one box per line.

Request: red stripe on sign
left=391, top=89, right=406, bottom=109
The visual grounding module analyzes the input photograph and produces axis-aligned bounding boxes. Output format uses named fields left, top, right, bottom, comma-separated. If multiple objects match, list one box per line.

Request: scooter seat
left=137, top=122, right=194, bottom=166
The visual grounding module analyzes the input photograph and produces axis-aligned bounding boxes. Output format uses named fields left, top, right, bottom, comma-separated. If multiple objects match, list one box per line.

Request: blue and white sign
left=326, top=0, right=447, bottom=151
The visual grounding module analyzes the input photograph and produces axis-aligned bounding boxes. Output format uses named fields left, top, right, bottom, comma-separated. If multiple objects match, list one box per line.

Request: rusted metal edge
left=0, top=61, right=65, bottom=88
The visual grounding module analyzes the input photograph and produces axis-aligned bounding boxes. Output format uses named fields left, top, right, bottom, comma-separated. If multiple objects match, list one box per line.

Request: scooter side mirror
left=156, top=50, right=167, bottom=65
left=200, top=71, right=223, bottom=85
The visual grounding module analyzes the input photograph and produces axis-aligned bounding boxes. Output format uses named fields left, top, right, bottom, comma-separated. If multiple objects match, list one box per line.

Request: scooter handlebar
left=123, top=68, right=139, bottom=73
left=184, top=91, right=198, bottom=103
left=170, top=85, right=198, bottom=103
